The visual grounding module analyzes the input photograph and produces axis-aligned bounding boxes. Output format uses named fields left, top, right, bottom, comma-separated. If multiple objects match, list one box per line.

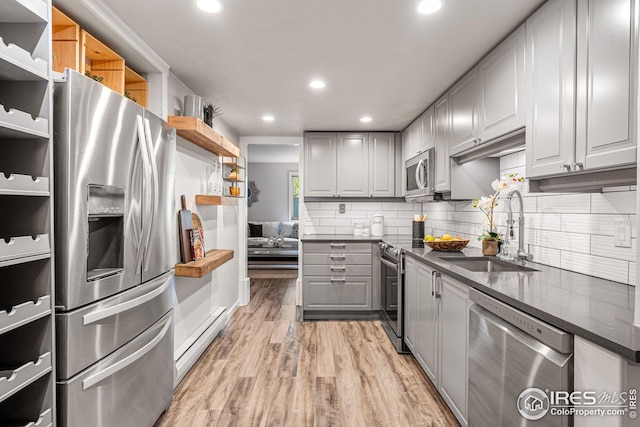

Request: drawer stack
left=303, top=242, right=373, bottom=314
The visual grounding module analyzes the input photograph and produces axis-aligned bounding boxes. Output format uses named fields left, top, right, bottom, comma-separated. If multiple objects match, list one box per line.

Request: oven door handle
left=380, top=257, right=399, bottom=269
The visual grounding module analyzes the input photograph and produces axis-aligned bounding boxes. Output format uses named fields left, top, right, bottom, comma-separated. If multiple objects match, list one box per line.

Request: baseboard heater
left=174, top=306, right=227, bottom=386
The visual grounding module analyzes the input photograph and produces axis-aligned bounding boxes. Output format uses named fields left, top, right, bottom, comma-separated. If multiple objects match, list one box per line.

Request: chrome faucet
left=506, top=190, right=533, bottom=265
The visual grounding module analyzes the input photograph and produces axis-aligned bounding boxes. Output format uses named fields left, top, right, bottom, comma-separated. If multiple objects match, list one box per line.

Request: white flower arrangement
left=473, top=173, right=525, bottom=242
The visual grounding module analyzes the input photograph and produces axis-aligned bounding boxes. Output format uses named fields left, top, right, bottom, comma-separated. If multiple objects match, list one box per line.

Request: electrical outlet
left=614, top=219, right=632, bottom=248
left=339, top=203, right=345, bottom=214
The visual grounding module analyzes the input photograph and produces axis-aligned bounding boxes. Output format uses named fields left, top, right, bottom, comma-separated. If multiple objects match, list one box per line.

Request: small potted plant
left=473, top=173, right=525, bottom=256
left=203, top=103, right=222, bottom=127
left=228, top=168, right=239, bottom=180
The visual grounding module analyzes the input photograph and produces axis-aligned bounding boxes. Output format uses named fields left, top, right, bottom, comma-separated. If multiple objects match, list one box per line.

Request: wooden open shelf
left=125, top=66, right=148, bottom=107
left=195, top=195, right=240, bottom=205
left=168, top=116, right=240, bottom=157
left=174, top=249, right=234, bottom=278
left=223, top=177, right=245, bottom=182
left=52, top=6, right=80, bottom=74
left=222, top=161, right=245, bottom=169
left=81, top=30, right=124, bottom=94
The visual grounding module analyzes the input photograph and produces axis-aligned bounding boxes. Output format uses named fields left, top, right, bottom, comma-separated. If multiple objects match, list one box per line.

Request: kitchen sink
left=438, top=257, right=538, bottom=273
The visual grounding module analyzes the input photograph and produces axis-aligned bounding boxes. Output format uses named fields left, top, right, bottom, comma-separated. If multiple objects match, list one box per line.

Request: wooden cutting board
left=178, top=195, right=193, bottom=263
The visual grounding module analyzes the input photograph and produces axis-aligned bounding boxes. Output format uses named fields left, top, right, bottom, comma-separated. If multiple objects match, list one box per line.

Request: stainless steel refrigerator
left=53, top=70, right=176, bottom=427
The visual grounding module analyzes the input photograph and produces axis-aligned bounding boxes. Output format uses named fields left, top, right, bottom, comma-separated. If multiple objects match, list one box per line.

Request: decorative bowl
left=425, top=239, right=470, bottom=252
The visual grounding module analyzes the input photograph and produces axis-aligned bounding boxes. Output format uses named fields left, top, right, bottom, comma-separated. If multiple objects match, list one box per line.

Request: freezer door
left=57, top=311, right=174, bottom=427
left=56, top=271, right=174, bottom=379
left=53, top=70, right=144, bottom=310
left=141, top=111, right=176, bottom=282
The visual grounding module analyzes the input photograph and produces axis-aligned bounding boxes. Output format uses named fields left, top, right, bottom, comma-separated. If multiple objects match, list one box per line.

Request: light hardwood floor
left=155, top=279, right=459, bottom=427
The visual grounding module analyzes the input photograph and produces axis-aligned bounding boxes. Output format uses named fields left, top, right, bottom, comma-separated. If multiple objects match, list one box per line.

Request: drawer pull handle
left=83, top=274, right=172, bottom=325
left=330, top=278, right=346, bottom=282
left=330, top=266, right=346, bottom=271
left=330, top=243, right=346, bottom=248
left=330, top=255, right=346, bottom=260
left=82, top=316, right=171, bottom=390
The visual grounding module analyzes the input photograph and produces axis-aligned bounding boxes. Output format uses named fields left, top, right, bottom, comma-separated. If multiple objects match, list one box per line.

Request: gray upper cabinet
left=303, top=132, right=397, bottom=198
left=449, top=67, right=480, bottom=157
left=526, top=0, right=577, bottom=178
left=420, top=106, right=436, bottom=151
left=527, top=0, right=637, bottom=178
left=575, top=0, right=637, bottom=170
left=478, top=24, right=526, bottom=142
left=368, top=132, right=396, bottom=197
left=337, top=133, right=369, bottom=197
left=434, top=93, right=451, bottom=192
left=303, top=132, right=337, bottom=196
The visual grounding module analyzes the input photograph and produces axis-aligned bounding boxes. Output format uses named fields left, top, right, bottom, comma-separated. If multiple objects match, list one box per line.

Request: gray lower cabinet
left=302, top=242, right=372, bottom=313
left=404, top=256, right=469, bottom=427
left=438, top=275, right=470, bottom=427
left=526, top=0, right=637, bottom=178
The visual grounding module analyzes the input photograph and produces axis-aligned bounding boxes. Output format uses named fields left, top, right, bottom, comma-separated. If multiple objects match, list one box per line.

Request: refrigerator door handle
left=142, top=117, right=159, bottom=271
left=82, top=274, right=172, bottom=325
left=81, top=316, right=172, bottom=390
left=136, top=115, right=153, bottom=273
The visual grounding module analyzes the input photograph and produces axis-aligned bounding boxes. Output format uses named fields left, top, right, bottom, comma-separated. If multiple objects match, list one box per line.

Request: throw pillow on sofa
left=248, top=223, right=263, bottom=237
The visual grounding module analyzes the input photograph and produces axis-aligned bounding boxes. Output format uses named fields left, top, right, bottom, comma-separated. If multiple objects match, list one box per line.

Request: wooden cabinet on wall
left=303, top=131, right=396, bottom=198
left=526, top=0, right=637, bottom=178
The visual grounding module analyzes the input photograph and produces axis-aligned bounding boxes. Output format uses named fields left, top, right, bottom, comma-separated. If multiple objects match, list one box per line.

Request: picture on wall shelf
left=247, top=180, right=260, bottom=207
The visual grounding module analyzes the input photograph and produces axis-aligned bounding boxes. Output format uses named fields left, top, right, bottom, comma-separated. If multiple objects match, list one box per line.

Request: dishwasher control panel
left=470, top=288, right=573, bottom=354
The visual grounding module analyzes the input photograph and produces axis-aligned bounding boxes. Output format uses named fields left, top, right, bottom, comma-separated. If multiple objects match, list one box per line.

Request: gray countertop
left=301, top=234, right=639, bottom=362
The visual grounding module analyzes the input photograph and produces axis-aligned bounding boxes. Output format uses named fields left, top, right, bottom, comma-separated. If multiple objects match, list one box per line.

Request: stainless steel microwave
left=405, top=149, right=435, bottom=202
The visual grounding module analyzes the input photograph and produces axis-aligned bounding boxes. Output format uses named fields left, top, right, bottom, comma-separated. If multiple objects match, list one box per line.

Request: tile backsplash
left=303, top=150, right=637, bottom=286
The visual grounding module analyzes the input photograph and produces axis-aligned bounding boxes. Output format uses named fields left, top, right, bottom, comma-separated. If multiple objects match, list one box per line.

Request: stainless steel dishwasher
left=468, top=289, right=573, bottom=427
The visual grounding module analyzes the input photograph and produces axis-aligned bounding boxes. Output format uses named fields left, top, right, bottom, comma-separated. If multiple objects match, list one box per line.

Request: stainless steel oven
left=379, top=242, right=408, bottom=353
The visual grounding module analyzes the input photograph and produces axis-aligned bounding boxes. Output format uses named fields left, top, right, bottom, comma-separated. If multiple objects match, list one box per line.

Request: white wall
left=168, top=73, right=244, bottom=362
left=247, top=162, right=298, bottom=222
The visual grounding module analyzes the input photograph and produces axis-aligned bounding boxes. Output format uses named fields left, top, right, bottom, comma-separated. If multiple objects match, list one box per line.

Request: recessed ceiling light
left=310, top=80, right=326, bottom=89
left=262, top=115, right=275, bottom=122
left=360, top=116, right=372, bottom=123
left=196, top=0, right=223, bottom=13
left=417, top=0, right=442, bottom=14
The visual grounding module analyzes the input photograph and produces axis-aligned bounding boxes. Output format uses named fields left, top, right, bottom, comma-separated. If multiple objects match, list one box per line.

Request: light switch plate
left=339, top=203, right=345, bottom=214
left=614, top=219, right=632, bottom=248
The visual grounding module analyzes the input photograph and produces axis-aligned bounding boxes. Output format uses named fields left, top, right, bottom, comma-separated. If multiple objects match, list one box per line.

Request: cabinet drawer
left=303, top=277, right=371, bottom=311
left=56, top=272, right=174, bottom=379
left=303, top=242, right=372, bottom=253
left=303, top=253, right=371, bottom=265
left=303, top=264, right=372, bottom=276
left=57, top=311, right=173, bottom=427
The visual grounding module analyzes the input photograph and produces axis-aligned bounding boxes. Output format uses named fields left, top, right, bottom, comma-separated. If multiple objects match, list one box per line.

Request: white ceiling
left=88, top=0, right=544, bottom=136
